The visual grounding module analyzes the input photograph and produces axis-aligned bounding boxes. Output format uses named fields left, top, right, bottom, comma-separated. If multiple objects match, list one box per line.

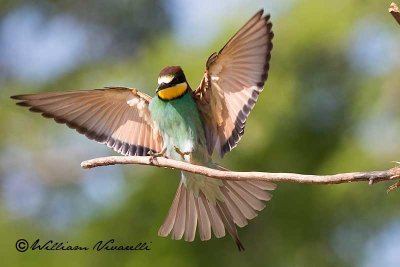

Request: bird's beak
left=156, top=83, right=166, bottom=93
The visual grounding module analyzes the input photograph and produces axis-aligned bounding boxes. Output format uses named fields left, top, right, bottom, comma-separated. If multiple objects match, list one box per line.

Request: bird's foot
left=387, top=161, right=400, bottom=192
left=174, top=146, right=191, bottom=160
left=387, top=181, right=400, bottom=193
left=147, top=147, right=167, bottom=164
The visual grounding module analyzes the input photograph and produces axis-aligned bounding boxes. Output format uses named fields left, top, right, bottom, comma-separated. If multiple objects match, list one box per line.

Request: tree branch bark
left=81, top=156, right=400, bottom=190
left=390, top=2, right=400, bottom=25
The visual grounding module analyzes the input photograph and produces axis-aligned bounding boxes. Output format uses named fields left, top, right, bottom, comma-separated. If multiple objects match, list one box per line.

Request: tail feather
left=220, top=186, right=248, bottom=227
left=158, top=182, right=183, bottom=237
left=249, top=180, right=277, bottom=190
left=171, top=184, right=186, bottom=240
left=158, top=178, right=276, bottom=251
left=237, top=181, right=273, bottom=201
left=226, top=181, right=266, bottom=211
left=195, top=195, right=211, bottom=240
left=223, top=182, right=258, bottom=219
left=184, top=190, right=198, bottom=241
left=216, top=201, right=245, bottom=251
left=201, top=193, right=225, bottom=238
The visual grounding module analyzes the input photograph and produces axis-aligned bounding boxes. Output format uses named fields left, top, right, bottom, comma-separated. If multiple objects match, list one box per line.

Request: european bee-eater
left=12, top=10, right=275, bottom=250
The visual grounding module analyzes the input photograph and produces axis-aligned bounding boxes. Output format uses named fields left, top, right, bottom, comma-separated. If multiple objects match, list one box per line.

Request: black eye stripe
left=159, top=75, right=185, bottom=88
left=158, top=83, right=169, bottom=90
left=157, top=69, right=187, bottom=91
left=172, top=74, right=185, bottom=84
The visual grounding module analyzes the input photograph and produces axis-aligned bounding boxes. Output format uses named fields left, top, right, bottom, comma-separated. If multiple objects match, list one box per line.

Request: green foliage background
left=1, top=0, right=400, bottom=266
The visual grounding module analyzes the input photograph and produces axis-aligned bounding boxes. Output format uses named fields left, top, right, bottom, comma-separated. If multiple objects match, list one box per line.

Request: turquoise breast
left=149, top=92, right=206, bottom=160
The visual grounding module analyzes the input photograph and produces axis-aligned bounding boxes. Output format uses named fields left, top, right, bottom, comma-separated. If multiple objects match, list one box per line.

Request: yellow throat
left=157, top=82, right=187, bottom=100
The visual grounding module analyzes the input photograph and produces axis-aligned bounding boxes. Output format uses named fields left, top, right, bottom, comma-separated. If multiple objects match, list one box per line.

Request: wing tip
left=14, top=101, right=30, bottom=107
left=255, top=9, right=264, bottom=17
left=11, top=94, right=25, bottom=100
left=12, top=94, right=33, bottom=107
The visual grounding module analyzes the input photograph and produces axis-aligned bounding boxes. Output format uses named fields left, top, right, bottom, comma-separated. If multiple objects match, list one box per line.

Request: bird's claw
left=386, top=162, right=400, bottom=192
left=174, top=146, right=191, bottom=160
left=387, top=181, right=400, bottom=193
left=147, top=148, right=167, bottom=164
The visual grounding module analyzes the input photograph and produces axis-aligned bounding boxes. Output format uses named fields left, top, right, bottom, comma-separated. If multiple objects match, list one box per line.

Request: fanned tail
left=158, top=176, right=277, bottom=251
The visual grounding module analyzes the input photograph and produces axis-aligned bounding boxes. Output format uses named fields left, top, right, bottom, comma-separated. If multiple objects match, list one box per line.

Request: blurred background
left=1, top=0, right=400, bottom=266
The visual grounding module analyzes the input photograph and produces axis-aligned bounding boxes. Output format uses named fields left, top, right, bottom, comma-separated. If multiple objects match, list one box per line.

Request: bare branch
left=81, top=156, right=400, bottom=189
left=389, top=2, right=400, bottom=25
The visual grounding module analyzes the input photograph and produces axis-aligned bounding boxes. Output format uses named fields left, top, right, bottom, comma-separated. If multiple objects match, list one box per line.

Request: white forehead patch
left=158, top=75, right=174, bottom=85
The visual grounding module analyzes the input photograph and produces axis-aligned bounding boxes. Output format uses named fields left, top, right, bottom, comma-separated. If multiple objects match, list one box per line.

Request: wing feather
left=193, top=10, right=273, bottom=157
left=12, top=87, right=163, bottom=155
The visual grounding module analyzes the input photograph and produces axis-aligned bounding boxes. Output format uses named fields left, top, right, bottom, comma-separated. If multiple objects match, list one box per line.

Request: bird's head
left=156, top=66, right=188, bottom=100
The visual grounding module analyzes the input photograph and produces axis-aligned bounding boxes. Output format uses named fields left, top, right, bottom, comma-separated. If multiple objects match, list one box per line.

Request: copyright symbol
left=16, top=239, right=29, bottom=252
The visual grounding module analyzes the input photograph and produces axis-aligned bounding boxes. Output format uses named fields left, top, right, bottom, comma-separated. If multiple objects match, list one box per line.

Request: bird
left=12, top=9, right=275, bottom=251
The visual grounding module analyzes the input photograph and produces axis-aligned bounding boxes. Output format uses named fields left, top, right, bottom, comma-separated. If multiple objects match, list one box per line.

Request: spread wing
left=12, top=87, right=164, bottom=156
left=193, top=10, right=273, bottom=157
